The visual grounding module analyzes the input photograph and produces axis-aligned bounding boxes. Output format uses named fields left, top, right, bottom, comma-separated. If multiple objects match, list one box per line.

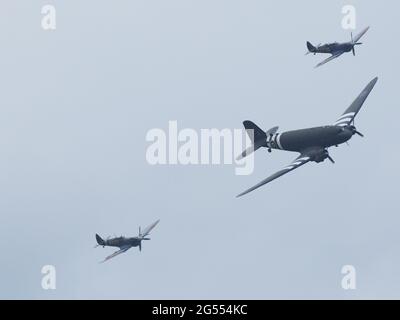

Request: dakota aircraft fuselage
left=267, top=125, right=352, bottom=155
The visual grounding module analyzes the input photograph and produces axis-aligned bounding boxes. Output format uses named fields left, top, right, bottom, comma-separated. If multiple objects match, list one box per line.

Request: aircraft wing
left=315, top=52, right=343, bottom=68
left=101, top=246, right=131, bottom=263
left=334, top=77, right=378, bottom=127
left=141, top=219, right=160, bottom=237
left=237, top=154, right=311, bottom=197
left=353, top=26, right=370, bottom=43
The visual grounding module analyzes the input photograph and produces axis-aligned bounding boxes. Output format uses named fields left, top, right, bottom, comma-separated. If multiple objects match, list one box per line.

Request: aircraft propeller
left=137, top=226, right=151, bottom=252
left=350, top=32, right=362, bottom=56
left=351, top=118, right=364, bottom=137
left=351, top=126, right=364, bottom=137
left=343, top=123, right=364, bottom=138
left=327, top=155, right=335, bottom=164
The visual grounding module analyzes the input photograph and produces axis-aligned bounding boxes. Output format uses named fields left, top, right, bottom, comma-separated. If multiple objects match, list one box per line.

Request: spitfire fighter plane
left=237, top=77, right=378, bottom=198
left=306, top=26, right=370, bottom=68
left=95, top=219, right=160, bottom=263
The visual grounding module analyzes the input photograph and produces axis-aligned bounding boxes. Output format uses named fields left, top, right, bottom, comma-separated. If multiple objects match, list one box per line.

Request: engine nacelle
left=307, top=148, right=330, bottom=163
left=314, top=150, right=329, bottom=163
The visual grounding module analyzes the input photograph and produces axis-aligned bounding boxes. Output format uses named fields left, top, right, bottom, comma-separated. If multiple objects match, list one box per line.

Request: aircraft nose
left=339, top=127, right=353, bottom=139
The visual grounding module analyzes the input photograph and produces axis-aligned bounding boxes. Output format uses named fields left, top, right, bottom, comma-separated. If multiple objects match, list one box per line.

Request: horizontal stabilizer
left=236, top=146, right=256, bottom=161
left=237, top=122, right=279, bottom=160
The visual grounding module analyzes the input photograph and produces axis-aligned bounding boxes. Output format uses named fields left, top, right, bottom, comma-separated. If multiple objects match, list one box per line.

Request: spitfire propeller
left=137, top=221, right=158, bottom=252
left=138, top=226, right=143, bottom=252
left=350, top=32, right=363, bottom=56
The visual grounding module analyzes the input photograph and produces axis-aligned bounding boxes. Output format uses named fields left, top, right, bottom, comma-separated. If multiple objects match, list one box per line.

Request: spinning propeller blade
left=351, top=32, right=356, bottom=56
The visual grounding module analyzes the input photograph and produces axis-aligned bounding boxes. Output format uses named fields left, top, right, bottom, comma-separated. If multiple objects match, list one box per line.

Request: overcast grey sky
left=0, top=1, right=399, bottom=299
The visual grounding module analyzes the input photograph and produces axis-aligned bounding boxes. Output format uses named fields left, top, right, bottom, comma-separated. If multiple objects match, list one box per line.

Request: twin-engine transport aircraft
left=95, top=219, right=160, bottom=262
left=306, top=26, right=370, bottom=68
left=237, top=77, right=378, bottom=198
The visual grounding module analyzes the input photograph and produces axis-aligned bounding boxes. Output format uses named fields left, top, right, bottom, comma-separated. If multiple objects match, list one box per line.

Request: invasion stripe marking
left=276, top=134, right=283, bottom=149
left=283, top=157, right=310, bottom=171
left=336, top=112, right=355, bottom=121
left=336, top=115, right=353, bottom=121
left=334, top=118, right=353, bottom=125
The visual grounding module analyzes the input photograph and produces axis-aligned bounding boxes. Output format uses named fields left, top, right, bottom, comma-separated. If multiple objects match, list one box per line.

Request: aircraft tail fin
left=306, top=41, right=317, bottom=53
left=243, top=120, right=266, bottom=145
left=96, top=234, right=106, bottom=246
left=237, top=121, right=278, bottom=160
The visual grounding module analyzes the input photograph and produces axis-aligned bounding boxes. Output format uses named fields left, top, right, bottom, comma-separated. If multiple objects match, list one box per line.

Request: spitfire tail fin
left=96, top=234, right=106, bottom=246
left=306, top=41, right=316, bottom=53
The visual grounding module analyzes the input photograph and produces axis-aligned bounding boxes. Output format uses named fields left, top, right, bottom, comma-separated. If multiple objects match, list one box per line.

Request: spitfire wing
left=315, top=52, right=343, bottom=68
left=353, top=26, right=370, bottom=43
left=334, top=77, right=378, bottom=127
left=237, top=154, right=311, bottom=197
left=101, top=246, right=131, bottom=263
left=141, top=219, right=160, bottom=237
